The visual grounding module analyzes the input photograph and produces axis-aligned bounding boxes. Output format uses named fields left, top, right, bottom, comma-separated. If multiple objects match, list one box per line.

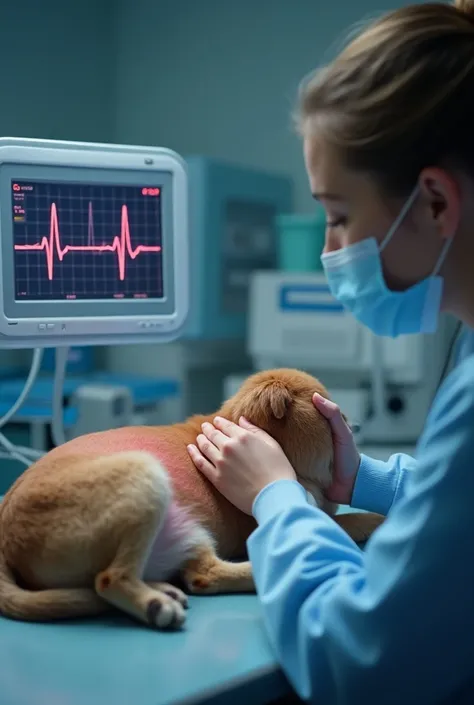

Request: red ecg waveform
left=14, top=202, right=161, bottom=281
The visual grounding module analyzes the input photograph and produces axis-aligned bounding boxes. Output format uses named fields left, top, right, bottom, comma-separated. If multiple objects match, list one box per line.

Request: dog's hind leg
left=182, top=546, right=255, bottom=595
left=334, top=511, right=385, bottom=543
left=181, top=513, right=384, bottom=597
left=93, top=452, right=187, bottom=629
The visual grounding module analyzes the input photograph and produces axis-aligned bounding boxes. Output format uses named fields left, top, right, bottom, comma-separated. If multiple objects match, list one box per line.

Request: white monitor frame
left=0, top=137, right=189, bottom=349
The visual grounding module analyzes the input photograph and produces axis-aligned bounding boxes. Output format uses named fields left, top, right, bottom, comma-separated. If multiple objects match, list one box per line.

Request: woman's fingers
left=196, top=433, right=220, bottom=465
left=201, top=421, right=229, bottom=449
left=187, top=443, right=219, bottom=483
left=312, top=393, right=352, bottom=439
left=213, top=416, right=246, bottom=437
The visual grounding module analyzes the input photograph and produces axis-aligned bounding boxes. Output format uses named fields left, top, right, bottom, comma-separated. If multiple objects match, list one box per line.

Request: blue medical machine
left=182, top=156, right=293, bottom=341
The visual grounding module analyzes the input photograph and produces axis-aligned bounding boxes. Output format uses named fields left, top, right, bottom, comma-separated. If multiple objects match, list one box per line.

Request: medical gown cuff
left=351, top=454, right=399, bottom=515
left=252, top=480, right=308, bottom=523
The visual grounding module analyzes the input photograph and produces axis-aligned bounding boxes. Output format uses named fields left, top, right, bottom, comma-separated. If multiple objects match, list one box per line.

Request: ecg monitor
left=0, top=137, right=188, bottom=348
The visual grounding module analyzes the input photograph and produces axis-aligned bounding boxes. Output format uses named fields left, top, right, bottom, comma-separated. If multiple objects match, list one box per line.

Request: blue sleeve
left=350, top=451, right=416, bottom=515
left=247, top=358, right=474, bottom=704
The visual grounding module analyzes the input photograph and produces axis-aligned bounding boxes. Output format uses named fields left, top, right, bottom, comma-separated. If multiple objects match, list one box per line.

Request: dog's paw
left=146, top=592, right=186, bottom=630
left=148, top=582, right=189, bottom=609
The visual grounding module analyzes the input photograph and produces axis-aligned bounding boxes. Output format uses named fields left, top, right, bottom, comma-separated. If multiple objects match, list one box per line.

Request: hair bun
left=455, top=0, right=474, bottom=20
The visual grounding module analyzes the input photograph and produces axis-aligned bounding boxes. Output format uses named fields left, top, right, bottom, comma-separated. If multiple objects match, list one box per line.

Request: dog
left=0, top=368, right=383, bottom=630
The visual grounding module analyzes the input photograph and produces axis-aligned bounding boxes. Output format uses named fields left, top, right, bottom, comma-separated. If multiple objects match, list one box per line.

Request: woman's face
left=303, top=134, right=460, bottom=295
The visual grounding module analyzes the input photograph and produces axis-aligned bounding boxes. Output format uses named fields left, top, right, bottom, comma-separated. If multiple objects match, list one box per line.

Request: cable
left=0, top=348, right=43, bottom=428
left=0, top=344, right=69, bottom=465
left=0, top=348, right=45, bottom=466
left=0, top=431, right=42, bottom=466
left=51, top=346, right=69, bottom=448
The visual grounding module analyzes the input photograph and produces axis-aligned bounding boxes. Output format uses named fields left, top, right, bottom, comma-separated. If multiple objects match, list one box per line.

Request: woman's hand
left=187, top=416, right=297, bottom=515
left=312, top=393, right=361, bottom=505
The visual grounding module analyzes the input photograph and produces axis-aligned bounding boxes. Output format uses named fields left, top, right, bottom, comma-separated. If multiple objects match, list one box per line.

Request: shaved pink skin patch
left=143, top=501, right=204, bottom=582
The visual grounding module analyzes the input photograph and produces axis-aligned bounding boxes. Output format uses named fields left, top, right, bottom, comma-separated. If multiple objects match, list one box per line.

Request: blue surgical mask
left=320, top=186, right=453, bottom=337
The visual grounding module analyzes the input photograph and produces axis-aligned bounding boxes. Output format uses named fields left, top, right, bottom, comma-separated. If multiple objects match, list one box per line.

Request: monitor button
left=46, top=323, right=55, bottom=330
left=38, top=323, right=46, bottom=331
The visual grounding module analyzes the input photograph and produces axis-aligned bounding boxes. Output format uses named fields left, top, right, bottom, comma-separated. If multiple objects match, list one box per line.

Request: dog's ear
left=257, top=381, right=292, bottom=420
left=228, top=379, right=293, bottom=426
left=220, top=376, right=296, bottom=428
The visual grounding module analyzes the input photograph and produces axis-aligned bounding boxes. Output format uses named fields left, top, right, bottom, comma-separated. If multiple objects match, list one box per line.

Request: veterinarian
left=188, top=1, right=474, bottom=703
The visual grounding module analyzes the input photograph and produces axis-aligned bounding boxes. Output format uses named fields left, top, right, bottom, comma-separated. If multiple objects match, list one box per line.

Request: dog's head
left=219, top=368, right=340, bottom=504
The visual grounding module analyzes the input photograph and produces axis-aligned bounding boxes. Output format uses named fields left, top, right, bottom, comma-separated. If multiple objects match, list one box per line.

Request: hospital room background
left=0, top=0, right=470, bottom=496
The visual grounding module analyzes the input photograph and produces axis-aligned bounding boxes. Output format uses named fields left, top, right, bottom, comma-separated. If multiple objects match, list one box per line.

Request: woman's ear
left=419, top=167, right=462, bottom=240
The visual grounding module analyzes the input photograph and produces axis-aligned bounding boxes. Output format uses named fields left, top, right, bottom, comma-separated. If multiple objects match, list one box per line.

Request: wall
left=0, top=0, right=115, bottom=143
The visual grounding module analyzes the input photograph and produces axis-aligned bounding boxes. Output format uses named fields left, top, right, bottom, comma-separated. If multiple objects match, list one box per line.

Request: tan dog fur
left=0, top=368, right=384, bottom=630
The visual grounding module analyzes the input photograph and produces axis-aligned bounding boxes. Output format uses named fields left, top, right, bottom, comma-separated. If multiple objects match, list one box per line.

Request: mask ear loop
left=433, top=237, right=453, bottom=276
left=379, top=185, right=420, bottom=253
left=378, top=182, right=453, bottom=274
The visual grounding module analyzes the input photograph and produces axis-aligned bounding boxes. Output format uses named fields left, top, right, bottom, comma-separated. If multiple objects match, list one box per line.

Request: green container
left=276, top=210, right=326, bottom=272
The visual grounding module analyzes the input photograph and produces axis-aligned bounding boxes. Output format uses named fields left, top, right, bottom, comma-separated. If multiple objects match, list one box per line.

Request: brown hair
left=296, top=1, right=474, bottom=197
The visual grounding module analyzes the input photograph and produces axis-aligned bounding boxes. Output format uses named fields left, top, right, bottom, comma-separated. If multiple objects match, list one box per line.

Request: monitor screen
left=12, top=180, right=164, bottom=302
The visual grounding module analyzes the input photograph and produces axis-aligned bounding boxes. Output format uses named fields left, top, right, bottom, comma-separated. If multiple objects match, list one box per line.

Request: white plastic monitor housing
left=0, top=137, right=189, bottom=349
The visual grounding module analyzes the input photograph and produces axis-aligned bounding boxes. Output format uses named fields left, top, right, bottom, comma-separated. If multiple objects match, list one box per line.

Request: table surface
left=0, top=594, right=289, bottom=705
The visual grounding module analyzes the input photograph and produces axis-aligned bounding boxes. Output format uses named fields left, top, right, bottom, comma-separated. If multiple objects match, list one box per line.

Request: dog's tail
left=0, top=550, right=106, bottom=622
